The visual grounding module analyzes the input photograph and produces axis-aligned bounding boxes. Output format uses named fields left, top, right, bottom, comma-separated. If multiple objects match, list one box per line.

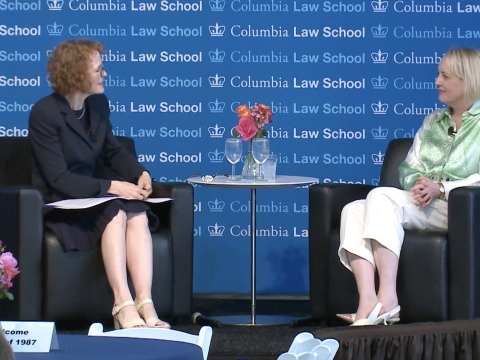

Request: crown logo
left=371, top=24, right=388, bottom=38
left=372, top=151, right=385, bottom=165
left=47, top=0, right=63, bottom=9
left=371, top=0, right=388, bottom=12
left=46, top=75, right=51, bottom=86
left=371, top=50, right=388, bottom=63
left=372, top=178, right=380, bottom=186
left=371, top=126, right=388, bottom=139
left=208, top=74, right=226, bottom=88
left=208, top=124, right=226, bottom=138
left=208, top=199, right=225, bottom=212
left=371, top=101, right=388, bottom=114
left=371, top=75, right=388, bottom=89
left=47, top=22, right=64, bottom=36
left=208, top=149, right=225, bottom=162
left=209, top=23, right=226, bottom=37
left=208, top=223, right=225, bottom=236
left=209, top=0, right=225, bottom=11
left=208, top=99, right=225, bottom=113
left=209, top=49, right=225, bottom=62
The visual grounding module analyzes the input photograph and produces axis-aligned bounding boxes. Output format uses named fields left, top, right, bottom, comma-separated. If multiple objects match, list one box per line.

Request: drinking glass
left=225, top=138, right=243, bottom=181
left=251, top=138, right=269, bottom=181
left=262, top=153, right=278, bottom=181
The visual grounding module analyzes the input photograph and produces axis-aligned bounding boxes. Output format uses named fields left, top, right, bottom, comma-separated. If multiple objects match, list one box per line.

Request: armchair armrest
left=447, top=186, right=480, bottom=319
left=150, top=182, right=194, bottom=317
left=0, top=186, right=44, bottom=320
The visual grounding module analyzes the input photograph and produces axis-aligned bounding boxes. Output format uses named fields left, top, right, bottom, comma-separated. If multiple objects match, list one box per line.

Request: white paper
left=45, top=196, right=172, bottom=209
left=1, top=321, right=59, bottom=353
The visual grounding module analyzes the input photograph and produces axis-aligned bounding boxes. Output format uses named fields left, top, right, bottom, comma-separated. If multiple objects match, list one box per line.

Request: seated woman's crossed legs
left=339, top=187, right=448, bottom=325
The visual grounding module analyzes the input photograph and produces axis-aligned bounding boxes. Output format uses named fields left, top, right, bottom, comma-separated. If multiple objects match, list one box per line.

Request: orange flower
left=235, top=104, right=251, bottom=117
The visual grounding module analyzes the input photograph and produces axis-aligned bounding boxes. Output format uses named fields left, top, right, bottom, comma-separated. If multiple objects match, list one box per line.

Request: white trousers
left=338, top=187, right=448, bottom=271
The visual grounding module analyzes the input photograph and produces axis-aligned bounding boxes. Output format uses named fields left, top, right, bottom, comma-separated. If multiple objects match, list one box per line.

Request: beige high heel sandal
left=112, top=300, right=146, bottom=329
left=136, top=298, right=171, bottom=329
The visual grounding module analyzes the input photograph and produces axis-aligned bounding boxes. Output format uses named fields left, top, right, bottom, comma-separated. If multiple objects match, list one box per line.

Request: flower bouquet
left=232, top=103, right=273, bottom=178
left=0, top=241, right=20, bottom=300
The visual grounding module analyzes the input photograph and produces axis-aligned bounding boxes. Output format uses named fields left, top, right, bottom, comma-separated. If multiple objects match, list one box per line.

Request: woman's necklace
left=74, top=104, right=91, bottom=136
left=77, top=105, right=86, bottom=120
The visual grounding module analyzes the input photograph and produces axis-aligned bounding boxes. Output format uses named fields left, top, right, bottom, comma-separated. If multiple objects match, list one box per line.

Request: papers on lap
left=45, top=196, right=172, bottom=209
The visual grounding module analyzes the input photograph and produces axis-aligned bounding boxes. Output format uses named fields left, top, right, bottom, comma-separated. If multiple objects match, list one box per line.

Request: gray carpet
left=176, top=322, right=322, bottom=358
left=176, top=298, right=323, bottom=357
left=58, top=299, right=327, bottom=358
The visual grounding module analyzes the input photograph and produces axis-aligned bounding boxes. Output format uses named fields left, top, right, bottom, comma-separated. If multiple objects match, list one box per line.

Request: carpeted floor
left=176, top=298, right=324, bottom=358
left=175, top=322, right=321, bottom=358
left=58, top=298, right=325, bottom=359
left=35, top=298, right=480, bottom=360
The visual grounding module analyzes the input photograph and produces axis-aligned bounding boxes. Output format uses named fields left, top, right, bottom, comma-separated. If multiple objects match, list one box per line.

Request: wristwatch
left=438, top=182, right=446, bottom=199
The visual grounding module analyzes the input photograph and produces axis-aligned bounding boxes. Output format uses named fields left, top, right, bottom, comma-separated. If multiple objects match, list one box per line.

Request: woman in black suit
left=29, top=39, right=170, bottom=330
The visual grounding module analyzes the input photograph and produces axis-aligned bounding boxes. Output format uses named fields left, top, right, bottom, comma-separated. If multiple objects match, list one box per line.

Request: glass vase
left=242, top=141, right=259, bottom=180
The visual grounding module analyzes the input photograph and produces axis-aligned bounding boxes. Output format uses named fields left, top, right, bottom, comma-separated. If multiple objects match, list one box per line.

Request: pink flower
left=235, top=116, right=258, bottom=141
left=0, top=252, right=20, bottom=278
left=233, top=103, right=274, bottom=141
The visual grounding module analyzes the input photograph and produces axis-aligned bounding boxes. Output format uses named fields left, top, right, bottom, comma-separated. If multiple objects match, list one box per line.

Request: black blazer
left=28, top=92, right=146, bottom=203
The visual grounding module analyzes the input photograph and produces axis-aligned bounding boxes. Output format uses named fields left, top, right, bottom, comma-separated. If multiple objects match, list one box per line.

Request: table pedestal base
left=192, top=312, right=298, bottom=326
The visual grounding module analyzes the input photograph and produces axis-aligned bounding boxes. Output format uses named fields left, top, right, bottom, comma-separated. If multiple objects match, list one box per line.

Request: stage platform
left=10, top=299, right=480, bottom=360
left=314, top=318, right=480, bottom=360
left=10, top=319, right=480, bottom=360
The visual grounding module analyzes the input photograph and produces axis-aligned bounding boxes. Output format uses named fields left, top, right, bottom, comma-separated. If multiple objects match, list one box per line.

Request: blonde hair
left=443, top=47, right=480, bottom=103
left=47, top=39, right=104, bottom=96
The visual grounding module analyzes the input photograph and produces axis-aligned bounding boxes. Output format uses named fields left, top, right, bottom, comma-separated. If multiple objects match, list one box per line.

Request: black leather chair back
left=0, top=136, right=135, bottom=186
left=379, top=138, right=414, bottom=188
left=0, top=137, right=31, bottom=186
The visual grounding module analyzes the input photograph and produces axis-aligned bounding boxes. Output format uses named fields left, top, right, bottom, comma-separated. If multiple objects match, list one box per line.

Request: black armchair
left=309, top=138, right=480, bottom=324
left=0, top=136, right=194, bottom=325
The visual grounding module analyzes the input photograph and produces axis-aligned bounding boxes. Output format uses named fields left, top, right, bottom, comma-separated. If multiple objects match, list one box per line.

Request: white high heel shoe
left=338, top=305, right=401, bottom=325
left=350, top=303, right=384, bottom=326
left=335, top=313, right=357, bottom=324
left=336, top=313, right=356, bottom=323
left=378, top=305, right=401, bottom=325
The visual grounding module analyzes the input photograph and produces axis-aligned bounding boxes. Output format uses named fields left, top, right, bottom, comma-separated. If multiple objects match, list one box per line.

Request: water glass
left=251, top=138, right=269, bottom=181
left=262, top=154, right=278, bottom=181
left=225, top=138, right=242, bottom=181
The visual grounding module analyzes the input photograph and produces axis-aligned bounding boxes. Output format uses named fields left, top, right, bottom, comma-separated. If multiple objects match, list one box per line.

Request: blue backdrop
left=1, top=0, right=478, bottom=296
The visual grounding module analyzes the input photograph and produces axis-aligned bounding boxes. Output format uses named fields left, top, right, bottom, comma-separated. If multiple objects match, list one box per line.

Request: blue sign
left=1, top=0, right=478, bottom=295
